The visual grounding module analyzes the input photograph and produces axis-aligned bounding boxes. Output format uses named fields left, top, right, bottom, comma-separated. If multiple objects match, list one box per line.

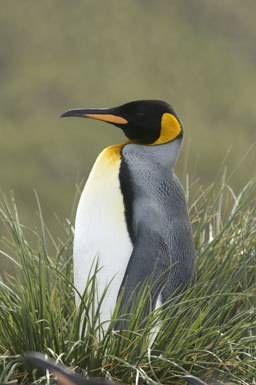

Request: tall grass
left=0, top=174, right=255, bottom=384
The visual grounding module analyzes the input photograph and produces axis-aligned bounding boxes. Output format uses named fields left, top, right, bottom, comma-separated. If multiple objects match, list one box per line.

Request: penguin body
left=61, top=100, right=196, bottom=327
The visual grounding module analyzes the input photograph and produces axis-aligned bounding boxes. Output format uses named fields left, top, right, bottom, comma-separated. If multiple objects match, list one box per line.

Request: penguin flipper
left=116, top=226, right=170, bottom=327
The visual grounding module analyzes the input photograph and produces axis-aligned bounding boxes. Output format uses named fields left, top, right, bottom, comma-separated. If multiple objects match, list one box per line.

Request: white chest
left=73, top=148, right=133, bottom=325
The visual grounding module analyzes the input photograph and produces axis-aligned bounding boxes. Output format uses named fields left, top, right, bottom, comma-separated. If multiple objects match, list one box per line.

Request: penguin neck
left=138, top=137, right=183, bottom=170
left=161, top=136, right=183, bottom=169
left=101, top=137, right=182, bottom=170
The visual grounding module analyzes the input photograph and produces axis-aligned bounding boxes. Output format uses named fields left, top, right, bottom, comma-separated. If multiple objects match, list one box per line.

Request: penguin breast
left=73, top=147, right=133, bottom=326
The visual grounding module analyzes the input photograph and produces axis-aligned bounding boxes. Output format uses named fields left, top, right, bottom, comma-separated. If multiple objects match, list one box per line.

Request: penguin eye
left=136, top=112, right=145, bottom=119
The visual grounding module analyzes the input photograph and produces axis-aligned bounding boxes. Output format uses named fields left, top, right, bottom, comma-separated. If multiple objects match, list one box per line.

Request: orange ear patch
left=152, top=113, right=181, bottom=145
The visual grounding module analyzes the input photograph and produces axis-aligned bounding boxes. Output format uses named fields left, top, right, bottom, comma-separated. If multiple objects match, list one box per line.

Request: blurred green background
left=0, top=0, right=255, bottom=248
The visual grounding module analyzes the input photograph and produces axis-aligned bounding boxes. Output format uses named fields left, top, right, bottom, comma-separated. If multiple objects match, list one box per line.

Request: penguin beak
left=61, top=108, right=128, bottom=125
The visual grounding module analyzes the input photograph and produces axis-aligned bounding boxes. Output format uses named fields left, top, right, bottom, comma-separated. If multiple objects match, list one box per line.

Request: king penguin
left=61, top=100, right=196, bottom=327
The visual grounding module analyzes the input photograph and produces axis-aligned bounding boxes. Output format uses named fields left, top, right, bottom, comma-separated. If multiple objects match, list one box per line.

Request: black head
left=61, top=100, right=183, bottom=145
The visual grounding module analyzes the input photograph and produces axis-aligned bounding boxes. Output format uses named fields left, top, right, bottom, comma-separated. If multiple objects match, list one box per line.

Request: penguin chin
left=120, top=128, right=159, bottom=144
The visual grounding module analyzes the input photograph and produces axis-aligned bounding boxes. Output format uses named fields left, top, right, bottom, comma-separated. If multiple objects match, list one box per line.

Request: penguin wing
left=117, top=224, right=170, bottom=326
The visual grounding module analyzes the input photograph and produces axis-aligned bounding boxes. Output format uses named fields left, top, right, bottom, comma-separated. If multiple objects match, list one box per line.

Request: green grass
left=0, top=173, right=256, bottom=384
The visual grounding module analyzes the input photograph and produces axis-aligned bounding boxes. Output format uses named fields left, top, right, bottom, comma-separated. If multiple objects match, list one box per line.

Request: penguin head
left=61, top=100, right=183, bottom=145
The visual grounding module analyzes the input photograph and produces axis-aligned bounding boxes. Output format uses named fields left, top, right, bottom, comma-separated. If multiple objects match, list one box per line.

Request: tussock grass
left=0, top=174, right=255, bottom=384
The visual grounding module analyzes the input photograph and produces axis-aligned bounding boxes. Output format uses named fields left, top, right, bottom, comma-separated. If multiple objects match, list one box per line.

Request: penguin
left=24, top=353, right=121, bottom=385
left=61, top=100, right=196, bottom=327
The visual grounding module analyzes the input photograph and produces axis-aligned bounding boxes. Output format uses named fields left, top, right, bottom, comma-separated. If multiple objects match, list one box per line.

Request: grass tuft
left=0, top=175, right=256, bottom=384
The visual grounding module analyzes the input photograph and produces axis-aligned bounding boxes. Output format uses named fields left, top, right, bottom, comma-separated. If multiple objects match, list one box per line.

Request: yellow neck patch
left=152, top=112, right=181, bottom=145
left=102, top=141, right=131, bottom=164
